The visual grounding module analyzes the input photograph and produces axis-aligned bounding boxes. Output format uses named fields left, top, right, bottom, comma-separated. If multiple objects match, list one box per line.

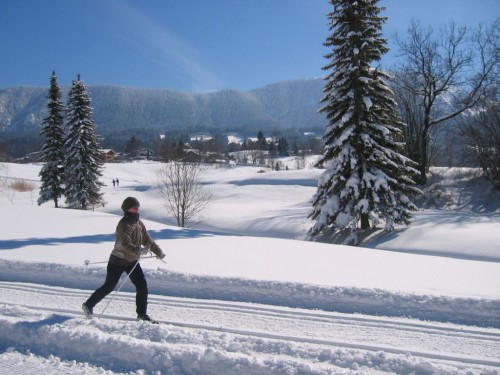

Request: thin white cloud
left=93, top=0, right=222, bottom=91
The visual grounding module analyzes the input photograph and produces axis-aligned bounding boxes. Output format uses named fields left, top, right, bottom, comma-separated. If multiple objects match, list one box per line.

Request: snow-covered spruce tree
left=308, top=0, right=420, bottom=239
left=64, top=75, right=104, bottom=209
left=38, top=71, right=66, bottom=208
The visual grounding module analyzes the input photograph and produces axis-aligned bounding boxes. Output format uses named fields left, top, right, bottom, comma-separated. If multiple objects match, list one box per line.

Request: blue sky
left=0, top=0, right=498, bottom=92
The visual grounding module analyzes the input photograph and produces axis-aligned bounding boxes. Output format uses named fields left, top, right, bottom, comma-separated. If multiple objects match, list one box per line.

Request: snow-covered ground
left=0, top=160, right=499, bottom=374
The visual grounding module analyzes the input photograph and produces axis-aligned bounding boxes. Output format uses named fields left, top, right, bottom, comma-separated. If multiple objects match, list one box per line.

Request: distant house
left=136, top=148, right=154, bottom=160
left=182, top=148, right=201, bottom=162
left=100, top=149, right=116, bottom=162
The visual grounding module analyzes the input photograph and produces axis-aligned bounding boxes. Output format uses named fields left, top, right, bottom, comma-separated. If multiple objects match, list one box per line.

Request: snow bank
left=1, top=259, right=498, bottom=328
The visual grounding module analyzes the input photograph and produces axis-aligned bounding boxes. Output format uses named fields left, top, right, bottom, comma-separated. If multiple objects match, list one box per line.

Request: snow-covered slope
left=0, top=161, right=499, bottom=374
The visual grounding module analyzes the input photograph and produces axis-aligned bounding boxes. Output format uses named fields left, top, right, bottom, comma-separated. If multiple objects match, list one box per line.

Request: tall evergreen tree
left=124, top=135, right=143, bottom=155
left=38, top=71, right=65, bottom=208
left=278, top=137, right=289, bottom=156
left=256, top=131, right=267, bottom=150
left=309, top=0, right=420, bottom=239
left=64, top=74, right=104, bottom=209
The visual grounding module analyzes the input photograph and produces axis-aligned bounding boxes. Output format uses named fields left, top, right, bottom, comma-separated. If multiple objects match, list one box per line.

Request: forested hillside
left=0, top=79, right=325, bottom=134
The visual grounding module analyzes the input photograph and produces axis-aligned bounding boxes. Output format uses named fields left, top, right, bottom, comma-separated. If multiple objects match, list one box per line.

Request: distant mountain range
left=0, top=78, right=326, bottom=135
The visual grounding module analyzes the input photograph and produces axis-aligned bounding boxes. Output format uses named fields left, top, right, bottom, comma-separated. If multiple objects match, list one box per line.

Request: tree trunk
left=417, top=161, right=428, bottom=185
left=360, top=213, right=370, bottom=229
left=417, top=128, right=429, bottom=185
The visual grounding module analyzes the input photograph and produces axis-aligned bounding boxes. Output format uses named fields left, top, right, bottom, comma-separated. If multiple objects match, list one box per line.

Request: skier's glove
left=157, top=252, right=166, bottom=260
left=139, top=247, right=149, bottom=256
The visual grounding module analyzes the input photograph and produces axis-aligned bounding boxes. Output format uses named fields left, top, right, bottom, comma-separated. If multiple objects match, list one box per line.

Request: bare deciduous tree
left=458, top=94, right=500, bottom=190
left=392, top=20, right=498, bottom=184
left=155, top=161, right=213, bottom=227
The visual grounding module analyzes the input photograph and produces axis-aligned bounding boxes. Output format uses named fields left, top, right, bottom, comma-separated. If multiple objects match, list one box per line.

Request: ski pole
left=97, top=249, right=166, bottom=318
left=98, top=252, right=145, bottom=319
left=84, top=255, right=157, bottom=266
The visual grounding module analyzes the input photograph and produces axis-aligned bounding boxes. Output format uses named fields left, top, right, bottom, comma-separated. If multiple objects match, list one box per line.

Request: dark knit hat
left=121, top=197, right=140, bottom=212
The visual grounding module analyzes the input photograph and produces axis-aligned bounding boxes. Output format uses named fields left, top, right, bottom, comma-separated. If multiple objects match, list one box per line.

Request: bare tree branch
left=392, top=19, right=499, bottom=183
left=155, top=161, right=213, bottom=227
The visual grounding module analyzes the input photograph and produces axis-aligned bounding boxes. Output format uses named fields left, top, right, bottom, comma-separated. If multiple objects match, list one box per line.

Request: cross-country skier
left=82, top=196, right=165, bottom=322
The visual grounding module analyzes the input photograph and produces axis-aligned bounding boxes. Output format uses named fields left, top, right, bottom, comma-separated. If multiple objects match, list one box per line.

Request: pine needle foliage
left=64, top=75, right=104, bottom=209
left=309, top=0, right=420, bottom=238
left=38, top=71, right=66, bottom=208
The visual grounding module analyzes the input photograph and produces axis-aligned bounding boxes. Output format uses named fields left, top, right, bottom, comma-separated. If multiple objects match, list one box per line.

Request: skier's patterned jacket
left=111, top=214, right=163, bottom=262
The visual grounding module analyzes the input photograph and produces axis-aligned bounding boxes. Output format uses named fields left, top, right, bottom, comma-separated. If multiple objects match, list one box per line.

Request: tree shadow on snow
left=0, top=233, right=116, bottom=251
left=0, top=228, right=235, bottom=251
left=229, top=178, right=317, bottom=187
left=148, top=227, right=237, bottom=240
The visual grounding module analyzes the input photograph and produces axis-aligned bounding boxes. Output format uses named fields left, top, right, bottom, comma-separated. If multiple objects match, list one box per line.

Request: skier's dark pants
left=85, top=261, right=148, bottom=315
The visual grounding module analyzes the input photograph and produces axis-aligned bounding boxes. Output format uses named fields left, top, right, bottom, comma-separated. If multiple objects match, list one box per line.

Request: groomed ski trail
left=1, top=281, right=500, bottom=374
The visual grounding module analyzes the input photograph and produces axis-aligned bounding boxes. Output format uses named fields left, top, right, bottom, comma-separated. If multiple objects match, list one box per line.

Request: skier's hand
left=138, top=247, right=149, bottom=256
left=157, top=252, right=166, bottom=260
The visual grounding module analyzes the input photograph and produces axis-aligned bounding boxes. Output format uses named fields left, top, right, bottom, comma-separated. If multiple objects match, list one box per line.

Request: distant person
left=112, top=179, right=116, bottom=187
left=116, top=178, right=119, bottom=186
left=82, top=197, right=165, bottom=322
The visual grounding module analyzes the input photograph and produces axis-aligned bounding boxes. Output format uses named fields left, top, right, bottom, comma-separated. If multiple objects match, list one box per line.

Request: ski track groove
left=1, top=281, right=500, bottom=369
left=1, top=281, right=499, bottom=340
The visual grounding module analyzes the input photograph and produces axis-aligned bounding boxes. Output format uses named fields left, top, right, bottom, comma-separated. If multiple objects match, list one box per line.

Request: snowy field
left=0, top=160, right=499, bottom=374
